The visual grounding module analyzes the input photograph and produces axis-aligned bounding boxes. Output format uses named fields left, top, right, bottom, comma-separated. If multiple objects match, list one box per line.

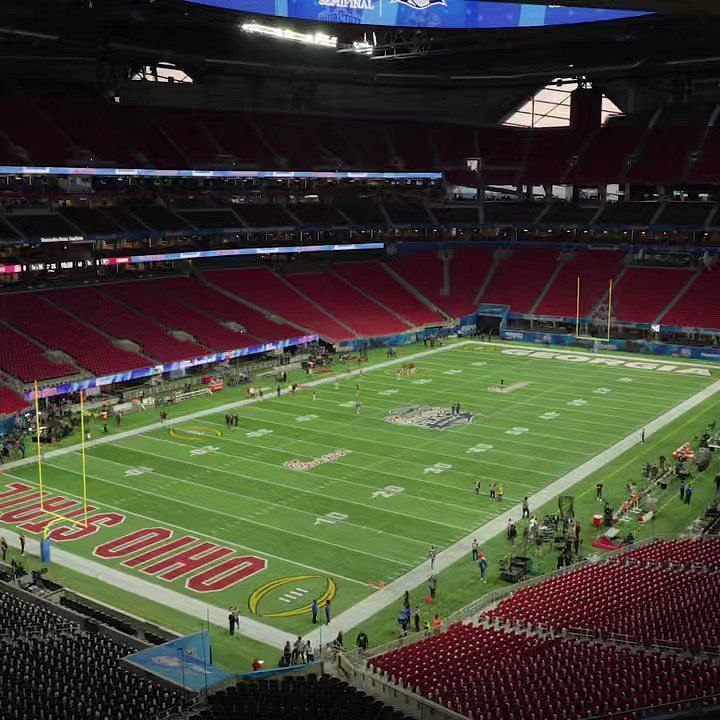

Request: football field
left=1, top=341, right=717, bottom=641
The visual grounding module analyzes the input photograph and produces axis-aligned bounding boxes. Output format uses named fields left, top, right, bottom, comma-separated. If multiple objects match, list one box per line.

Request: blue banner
left=500, top=329, right=720, bottom=362
left=0, top=165, right=441, bottom=180
left=186, top=0, right=649, bottom=30
left=126, top=630, right=233, bottom=691
left=27, top=334, right=318, bottom=401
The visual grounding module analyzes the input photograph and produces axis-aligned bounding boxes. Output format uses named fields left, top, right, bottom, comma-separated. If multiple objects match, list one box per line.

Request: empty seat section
left=291, top=204, right=347, bottom=226
left=176, top=209, right=243, bottom=229
left=59, top=208, right=122, bottom=235
left=477, top=127, right=529, bottom=184
left=51, top=288, right=207, bottom=362
left=661, top=266, right=720, bottom=330
left=386, top=121, right=436, bottom=170
left=163, top=277, right=298, bottom=342
left=102, top=282, right=256, bottom=351
left=523, top=129, right=582, bottom=184
left=479, top=248, right=559, bottom=314
left=208, top=268, right=353, bottom=341
left=535, top=249, right=624, bottom=317
left=260, top=114, right=329, bottom=168
left=388, top=252, right=446, bottom=313
left=104, top=105, right=186, bottom=168
left=689, top=125, right=720, bottom=182
left=203, top=112, right=273, bottom=166
left=0, top=97, right=72, bottom=165
left=567, top=123, right=642, bottom=184
left=0, top=294, right=150, bottom=376
left=147, top=108, right=219, bottom=166
left=627, top=123, right=704, bottom=183
left=285, top=272, right=405, bottom=336
left=235, top=204, right=293, bottom=228
left=333, top=262, right=442, bottom=325
left=0, top=322, right=76, bottom=381
left=45, top=97, right=137, bottom=167
left=432, top=123, right=477, bottom=168
left=654, top=203, right=713, bottom=228
left=613, top=267, right=694, bottom=323
left=369, top=624, right=720, bottom=720
left=0, top=386, right=28, bottom=415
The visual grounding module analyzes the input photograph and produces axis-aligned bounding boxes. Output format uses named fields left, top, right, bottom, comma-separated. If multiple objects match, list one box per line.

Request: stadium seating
left=566, top=121, right=642, bottom=184
left=534, top=248, right=625, bottom=317
left=101, top=281, right=257, bottom=352
left=0, top=321, right=77, bottom=382
left=0, top=293, right=151, bottom=377
left=284, top=272, right=406, bottom=337
left=369, top=624, right=720, bottom=720
left=389, top=247, right=495, bottom=318
left=0, top=386, right=28, bottom=414
left=50, top=287, right=208, bottom=363
left=478, top=247, right=560, bottom=314
left=617, top=538, right=720, bottom=569
left=660, top=266, right=720, bottom=330
left=208, top=268, right=355, bottom=340
left=2, top=95, right=719, bottom=186
left=162, top=277, right=299, bottom=342
left=0, top=590, right=188, bottom=720
left=190, top=673, right=413, bottom=720
left=332, top=262, right=443, bottom=326
left=613, top=266, right=695, bottom=323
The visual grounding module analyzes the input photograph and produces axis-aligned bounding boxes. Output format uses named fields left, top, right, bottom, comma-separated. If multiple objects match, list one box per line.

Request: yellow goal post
left=575, top=276, right=613, bottom=343
left=33, top=381, right=90, bottom=540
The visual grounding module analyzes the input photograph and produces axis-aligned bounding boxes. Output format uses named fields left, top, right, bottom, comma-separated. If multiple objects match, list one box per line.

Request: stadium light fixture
left=240, top=21, right=337, bottom=48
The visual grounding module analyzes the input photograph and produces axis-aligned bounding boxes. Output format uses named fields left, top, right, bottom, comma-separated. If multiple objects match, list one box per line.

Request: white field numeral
left=539, top=412, right=559, bottom=420
left=190, top=445, right=219, bottom=456
left=467, top=443, right=493, bottom=454
left=247, top=428, right=273, bottom=438
left=444, top=369, right=463, bottom=375
left=505, top=427, right=529, bottom=436
left=125, top=466, right=153, bottom=477
left=378, top=389, right=399, bottom=396
left=594, top=388, right=612, bottom=395
left=412, top=379, right=432, bottom=385
left=567, top=399, right=587, bottom=407
left=296, top=414, right=318, bottom=423
left=314, top=512, right=348, bottom=526
left=371, top=485, right=405, bottom=499
left=424, top=462, right=452, bottom=474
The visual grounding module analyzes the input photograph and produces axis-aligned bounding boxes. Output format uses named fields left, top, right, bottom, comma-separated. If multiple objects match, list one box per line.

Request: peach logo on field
left=283, top=449, right=352, bottom=472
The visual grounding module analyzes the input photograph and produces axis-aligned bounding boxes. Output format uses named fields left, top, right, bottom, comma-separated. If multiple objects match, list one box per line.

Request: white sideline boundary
left=304, top=376, right=720, bottom=647
left=2, top=339, right=719, bottom=651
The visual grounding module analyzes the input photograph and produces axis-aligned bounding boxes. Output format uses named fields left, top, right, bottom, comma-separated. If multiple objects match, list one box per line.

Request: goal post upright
left=575, top=277, right=614, bottom=343
left=34, top=381, right=90, bottom=535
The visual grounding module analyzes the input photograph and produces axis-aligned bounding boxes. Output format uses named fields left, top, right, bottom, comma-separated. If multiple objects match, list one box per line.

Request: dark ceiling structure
left=1, top=0, right=719, bottom=124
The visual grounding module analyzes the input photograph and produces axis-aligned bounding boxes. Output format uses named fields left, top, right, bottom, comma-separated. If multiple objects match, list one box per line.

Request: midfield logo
left=385, top=405, right=473, bottom=430
left=393, top=0, right=447, bottom=8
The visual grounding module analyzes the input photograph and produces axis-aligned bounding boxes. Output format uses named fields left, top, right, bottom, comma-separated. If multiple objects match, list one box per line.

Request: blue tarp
left=125, top=630, right=234, bottom=691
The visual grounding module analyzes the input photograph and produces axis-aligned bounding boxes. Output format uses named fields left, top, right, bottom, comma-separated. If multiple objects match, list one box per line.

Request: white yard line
left=303, top=377, right=720, bottom=646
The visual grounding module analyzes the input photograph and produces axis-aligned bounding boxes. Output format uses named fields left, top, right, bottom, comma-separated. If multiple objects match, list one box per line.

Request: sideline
left=0, top=340, right=471, bottom=475
left=304, top=377, right=720, bottom=646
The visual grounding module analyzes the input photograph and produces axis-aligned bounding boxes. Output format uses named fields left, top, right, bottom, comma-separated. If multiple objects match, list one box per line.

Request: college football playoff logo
left=392, top=0, right=446, bottom=9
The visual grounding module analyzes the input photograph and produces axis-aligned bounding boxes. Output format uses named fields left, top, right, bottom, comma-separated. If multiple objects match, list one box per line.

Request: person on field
left=478, top=553, right=488, bottom=582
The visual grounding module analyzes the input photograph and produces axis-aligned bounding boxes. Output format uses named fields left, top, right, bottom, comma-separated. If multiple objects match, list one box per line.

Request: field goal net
left=575, top=277, right=614, bottom=343
left=33, top=381, right=91, bottom=546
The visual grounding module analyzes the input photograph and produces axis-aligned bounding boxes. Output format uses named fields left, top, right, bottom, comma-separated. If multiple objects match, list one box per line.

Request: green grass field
left=2, top=340, right=719, bottom=668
